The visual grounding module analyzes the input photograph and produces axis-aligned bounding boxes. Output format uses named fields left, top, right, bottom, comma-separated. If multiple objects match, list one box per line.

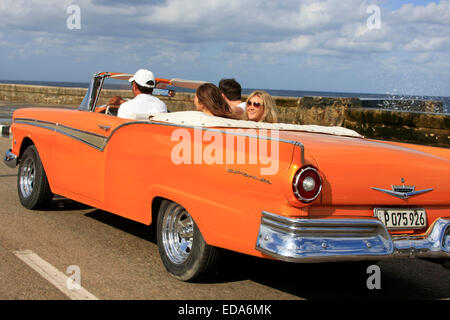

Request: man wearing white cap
left=115, top=69, right=167, bottom=118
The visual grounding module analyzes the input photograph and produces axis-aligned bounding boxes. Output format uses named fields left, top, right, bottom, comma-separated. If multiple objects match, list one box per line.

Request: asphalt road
left=0, top=134, right=449, bottom=301
left=0, top=102, right=76, bottom=124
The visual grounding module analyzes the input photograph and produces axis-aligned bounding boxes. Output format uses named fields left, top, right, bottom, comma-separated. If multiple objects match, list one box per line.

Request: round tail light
left=292, top=166, right=322, bottom=203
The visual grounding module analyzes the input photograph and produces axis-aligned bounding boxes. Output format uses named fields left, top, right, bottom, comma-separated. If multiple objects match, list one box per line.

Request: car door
left=50, top=110, right=126, bottom=203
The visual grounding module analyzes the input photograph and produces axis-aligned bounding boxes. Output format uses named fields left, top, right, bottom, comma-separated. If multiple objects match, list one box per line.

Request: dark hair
left=196, top=83, right=237, bottom=119
left=218, top=78, right=242, bottom=101
left=133, top=81, right=154, bottom=94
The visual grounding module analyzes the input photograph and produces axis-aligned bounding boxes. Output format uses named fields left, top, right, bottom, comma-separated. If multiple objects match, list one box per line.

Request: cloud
left=403, top=36, right=450, bottom=51
left=0, top=0, right=72, bottom=30
left=0, top=0, right=448, bottom=95
left=392, top=1, right=450, bottom=24
left=1, top=0, right=447, bottom=55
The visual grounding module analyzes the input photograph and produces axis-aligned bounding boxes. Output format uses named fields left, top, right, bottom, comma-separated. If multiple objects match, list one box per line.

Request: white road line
left=13, top=250, right=99, bottom=300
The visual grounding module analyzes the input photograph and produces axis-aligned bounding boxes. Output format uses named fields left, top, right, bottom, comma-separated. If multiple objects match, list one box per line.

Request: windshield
left=78, top=74, right=105, bottom=111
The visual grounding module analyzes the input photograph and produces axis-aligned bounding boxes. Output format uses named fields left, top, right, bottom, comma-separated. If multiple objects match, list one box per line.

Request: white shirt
left=117, top=93, right=167, bottom=119
left=237, top=102, right=246, bottom=111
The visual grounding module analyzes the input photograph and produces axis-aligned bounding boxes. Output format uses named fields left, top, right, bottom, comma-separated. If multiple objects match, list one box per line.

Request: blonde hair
left=244, top=90, right=278, bottom=123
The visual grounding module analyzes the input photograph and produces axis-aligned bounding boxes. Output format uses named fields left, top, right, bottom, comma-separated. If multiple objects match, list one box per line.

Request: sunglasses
left=247, top=101, right=263, bottom=107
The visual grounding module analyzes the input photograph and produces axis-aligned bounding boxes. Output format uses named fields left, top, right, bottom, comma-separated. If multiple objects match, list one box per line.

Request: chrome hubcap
left=162, top=204, right=194, bottom=264
left=20, top=157, right=35, bottom=198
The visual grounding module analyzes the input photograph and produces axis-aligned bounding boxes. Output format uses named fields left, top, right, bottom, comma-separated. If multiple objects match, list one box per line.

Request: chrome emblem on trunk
left=372, top=183, right=433, bottom=199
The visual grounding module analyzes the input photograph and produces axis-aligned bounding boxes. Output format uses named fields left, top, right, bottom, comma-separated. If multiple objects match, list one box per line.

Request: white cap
left=129, top=69, right=155, bottom=88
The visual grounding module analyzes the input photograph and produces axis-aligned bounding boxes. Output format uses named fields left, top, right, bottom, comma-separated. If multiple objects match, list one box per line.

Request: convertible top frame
left=78, top=72, right=207, bottom=112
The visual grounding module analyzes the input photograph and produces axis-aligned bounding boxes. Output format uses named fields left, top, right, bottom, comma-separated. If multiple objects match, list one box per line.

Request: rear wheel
left=17, top=145, right=53, bottom=209
left=157, top=200, right=219, bottom=281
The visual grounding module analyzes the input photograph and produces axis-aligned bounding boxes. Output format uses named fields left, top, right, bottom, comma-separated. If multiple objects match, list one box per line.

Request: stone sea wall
left=0, top=83, right=448, bottom=148
left=271, top=96, right=449, bottom=148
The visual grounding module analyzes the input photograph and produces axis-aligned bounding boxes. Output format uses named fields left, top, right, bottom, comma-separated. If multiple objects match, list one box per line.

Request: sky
left=0, top=0, right=449, bottom=96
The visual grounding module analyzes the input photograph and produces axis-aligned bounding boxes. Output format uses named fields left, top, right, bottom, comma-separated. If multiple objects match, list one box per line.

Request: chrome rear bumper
left=256, top=211, right=450, bottom=262
left=3, top=149, right=18, bottom=168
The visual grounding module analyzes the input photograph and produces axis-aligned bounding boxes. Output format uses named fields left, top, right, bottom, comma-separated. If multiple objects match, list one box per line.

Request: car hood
left=280, top=131, right=450, bottom=206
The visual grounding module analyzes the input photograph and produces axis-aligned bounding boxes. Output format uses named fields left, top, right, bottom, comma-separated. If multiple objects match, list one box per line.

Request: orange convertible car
left=4, top=72, right=450, bottom=281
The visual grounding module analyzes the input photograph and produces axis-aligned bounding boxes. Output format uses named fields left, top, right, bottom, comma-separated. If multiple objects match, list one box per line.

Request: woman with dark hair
left=194, top=83, right=238, bottom=119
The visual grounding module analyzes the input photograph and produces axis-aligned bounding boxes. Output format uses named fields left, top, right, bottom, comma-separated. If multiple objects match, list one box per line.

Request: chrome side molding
left=256, top=211, right=450, bottom=263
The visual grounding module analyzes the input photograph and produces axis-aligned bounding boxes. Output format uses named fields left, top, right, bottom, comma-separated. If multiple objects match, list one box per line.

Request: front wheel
left=17, top=145, right=53, bottom=209
left=157, top=200, right=219, bottom=282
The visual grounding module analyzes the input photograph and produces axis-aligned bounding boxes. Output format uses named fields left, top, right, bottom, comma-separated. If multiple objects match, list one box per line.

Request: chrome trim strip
left=256, top=211, right=450, bottom=262
left=15, top=118, right=107, bottom=139
left=13, top=117, right=306, bottom=165
left=14, top=118, right=107, bottom=150
left=3, top=149, right=18, bottom=168
left=108, top=121, right=306, bottom=165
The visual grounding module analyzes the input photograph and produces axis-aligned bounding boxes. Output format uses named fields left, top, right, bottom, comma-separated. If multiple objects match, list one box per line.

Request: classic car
left=4, top=72, right=450, bottom=281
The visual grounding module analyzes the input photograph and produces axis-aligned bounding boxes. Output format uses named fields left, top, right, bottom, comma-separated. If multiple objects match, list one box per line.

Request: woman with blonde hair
left=244, top=90, right=278, bottom=123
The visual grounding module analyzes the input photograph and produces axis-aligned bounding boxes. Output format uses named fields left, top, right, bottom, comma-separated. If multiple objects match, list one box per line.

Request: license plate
left=374, top=208, right=427, bottom=229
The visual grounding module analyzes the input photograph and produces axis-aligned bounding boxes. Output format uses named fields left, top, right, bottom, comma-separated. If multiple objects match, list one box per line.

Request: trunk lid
left=280, top=131, right=450, bottom=206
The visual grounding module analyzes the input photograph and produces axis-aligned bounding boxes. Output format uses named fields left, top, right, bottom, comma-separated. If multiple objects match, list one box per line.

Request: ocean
left=1, top=79, right=449, bottom=114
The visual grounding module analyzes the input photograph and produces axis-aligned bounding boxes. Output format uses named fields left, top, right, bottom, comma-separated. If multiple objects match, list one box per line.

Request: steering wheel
left=95, top=105, right=120, bottom=116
